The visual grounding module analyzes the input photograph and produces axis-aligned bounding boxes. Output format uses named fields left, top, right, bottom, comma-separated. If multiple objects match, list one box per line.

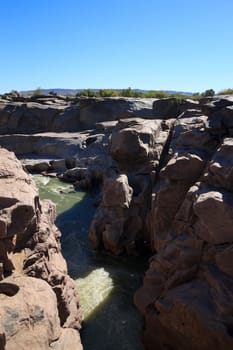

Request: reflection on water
left=33, top=175, right=145, bottom=350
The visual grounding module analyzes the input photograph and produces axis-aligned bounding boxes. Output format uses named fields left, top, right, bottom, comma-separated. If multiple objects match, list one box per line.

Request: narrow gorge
left=0, top=93, right=233, bottom=349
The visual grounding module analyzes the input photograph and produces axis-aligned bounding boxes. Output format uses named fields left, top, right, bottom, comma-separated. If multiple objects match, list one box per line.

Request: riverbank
left=34, top=175, right=147, bottom=349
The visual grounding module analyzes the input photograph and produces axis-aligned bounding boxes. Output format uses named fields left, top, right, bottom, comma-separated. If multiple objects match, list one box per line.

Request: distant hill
left=133, top=89, right=193, bottom=96
left=20, top=88, right=80, bottom=95
left=20, top=88, right=193, bottom=96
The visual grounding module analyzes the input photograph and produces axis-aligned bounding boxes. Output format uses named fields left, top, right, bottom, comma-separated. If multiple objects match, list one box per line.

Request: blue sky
left=1, top=0, right=233, bottom=94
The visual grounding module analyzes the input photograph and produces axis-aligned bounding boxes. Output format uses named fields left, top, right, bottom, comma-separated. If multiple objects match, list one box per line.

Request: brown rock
left=0, top=148, right=82, bottom=348
left=193, top=185, right=233, bottom=244
left=160, top=153, right=204, bottom=181
left=89, top=174, right=133, bottom=254
left=135, top=111, right=233, bottom=349
left=204, top=138, right=233, bottom=190
left=109, top=118, right=165, bottom=172
left=170, top=115, right=217, bottom=157
left=0, top=275, right=61, bottom=350
left=215, top=245, right=233, bottom=277
left=102, top=174, right=133, bottom=208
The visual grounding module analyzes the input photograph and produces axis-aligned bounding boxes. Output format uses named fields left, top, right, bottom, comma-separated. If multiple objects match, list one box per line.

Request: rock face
left=89, top=118, right=171, bottom=254
left=79, top=97, right=155, bottom=129
left=1, top=94, right=233, bottom=350
left=86, top=95, right=233, bottom=350
left=0, top=148, right=82, bottom=349
left=0, top=96, right=155, bottom=135
left=134, top=100, right=233, bottom=349
left=0, top=100, right=80, bottom=134
left=0, top=276, right=82, bottom=350
left=153, top=97, right=200, bottom=118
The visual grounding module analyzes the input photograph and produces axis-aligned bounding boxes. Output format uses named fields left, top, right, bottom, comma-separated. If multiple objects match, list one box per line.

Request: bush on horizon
left=218, top=88, right=233, bottom=95
left=32, top=87, right=42, bottom=96
left=3, top=87, right=233, bottom=99
left=75, top=87, right=193, bottom=99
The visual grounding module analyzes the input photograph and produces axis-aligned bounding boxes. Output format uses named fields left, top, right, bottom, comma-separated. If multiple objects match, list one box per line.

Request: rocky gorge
left=0, top=92, right=233, bottom=349
left=0, top=149, right=82, bottom=349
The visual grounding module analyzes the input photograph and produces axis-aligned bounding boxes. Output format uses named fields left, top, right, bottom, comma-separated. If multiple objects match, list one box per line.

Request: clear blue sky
left=1, top=0, right=233, bottom=94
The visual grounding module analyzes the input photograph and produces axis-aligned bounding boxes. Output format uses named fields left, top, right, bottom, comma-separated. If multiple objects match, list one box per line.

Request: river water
left=33, top=175, right=146, bottom=350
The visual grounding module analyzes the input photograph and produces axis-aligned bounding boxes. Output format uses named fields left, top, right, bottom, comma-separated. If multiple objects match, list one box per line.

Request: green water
left=33, top=175, right=146, bottom=350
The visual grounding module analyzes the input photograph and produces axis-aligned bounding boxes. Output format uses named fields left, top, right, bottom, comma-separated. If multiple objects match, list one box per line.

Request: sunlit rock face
left=0, top=148, right=82, bottom=349
left=0, top=97, right=80, bottom=134
left=79, top=97, right=155, bottom=130
left=89, top=118, right=171, bottom=255
left=85, top=96, right=233, bottom=349
left=134, top=100, right=233, bottom=350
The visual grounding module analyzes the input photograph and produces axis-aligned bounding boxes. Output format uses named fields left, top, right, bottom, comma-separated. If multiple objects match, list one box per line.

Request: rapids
left=34, top=175, right=146, bottom=350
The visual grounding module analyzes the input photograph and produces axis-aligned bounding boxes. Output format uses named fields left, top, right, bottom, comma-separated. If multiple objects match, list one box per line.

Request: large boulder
left=203, top=138, right=233, bottom=190
left=201, top=95, right=233, bottom=116
left=109, top=118, right=168, bottom=172
left=89, top=174, right=133, bottom=254
left=170, top=115, right=217, bottom=158
left=208, top=105, right=233, bottom=136
left=0, top=275, right=82, bottom=350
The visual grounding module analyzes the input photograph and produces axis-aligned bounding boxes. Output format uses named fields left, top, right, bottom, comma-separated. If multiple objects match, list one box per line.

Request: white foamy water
left=34, top=175, right=51, bottom=186
left=34, top=175, right=145, bottom=350
left=76, top=268, right=114, bottom=320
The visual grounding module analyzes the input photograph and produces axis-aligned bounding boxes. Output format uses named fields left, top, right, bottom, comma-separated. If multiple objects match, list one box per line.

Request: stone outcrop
left=79, top=97, right=155, bottom=129
left=0, top=100, right=80, bottom=134
left=89, top=118, right=171, bottom=254
left=0, top=276, right=82, bottom=350
left=0, top=148, right=82, bottom=349
left=0, top=96, right=155, bottom=135
left=84, top=95, right=233, bottom=350
left=1, top=94, right=233, bottom=350
left=153, top=97, right=201, bottom=119
left=133, top=100, right=233, bottom=349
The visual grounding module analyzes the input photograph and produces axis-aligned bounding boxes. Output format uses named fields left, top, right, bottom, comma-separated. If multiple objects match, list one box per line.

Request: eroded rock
left=0, top=148, right=82, bottom=349
left=90, top=118, right=171, bottom=255
left=135, top=126, right=233, bottom=350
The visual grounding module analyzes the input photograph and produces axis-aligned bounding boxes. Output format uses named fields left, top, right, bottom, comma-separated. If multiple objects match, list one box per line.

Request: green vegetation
left=75, top=87, right=225, bottom=99
left=32, top=87, right=42, bottom=96
left=218, top=88, right=233, bottom=95
left=2, top=87, right=233, bottom=100
left=76, top=87, right=193, bottom=99
left=99, top=89, right=119, bottom=97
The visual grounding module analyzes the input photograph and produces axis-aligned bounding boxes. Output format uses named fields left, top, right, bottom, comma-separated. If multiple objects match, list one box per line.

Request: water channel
left=33, top=175, right=147, bottom=350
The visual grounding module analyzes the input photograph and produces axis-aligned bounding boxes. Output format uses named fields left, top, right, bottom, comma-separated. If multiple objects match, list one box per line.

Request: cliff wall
left=0, top=148, right=82, bottom=350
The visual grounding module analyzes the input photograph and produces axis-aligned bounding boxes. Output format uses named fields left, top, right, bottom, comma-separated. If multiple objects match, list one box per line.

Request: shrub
left=218, top=88, right=233, bottom=95
left=33, top=87, right=42, bottom=96
left=201, top=89, right=215, bottom=97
